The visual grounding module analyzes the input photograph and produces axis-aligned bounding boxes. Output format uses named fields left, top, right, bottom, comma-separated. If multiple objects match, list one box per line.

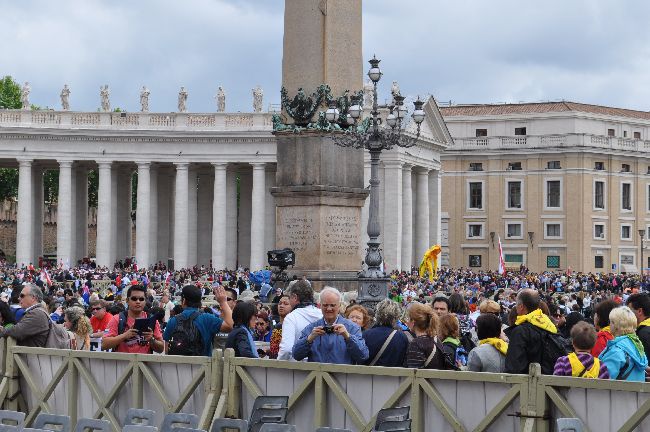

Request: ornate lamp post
left=325, top=56, right=426, bottom=308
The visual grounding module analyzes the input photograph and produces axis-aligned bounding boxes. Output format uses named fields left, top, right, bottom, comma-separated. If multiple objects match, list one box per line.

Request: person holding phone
left=102, top=285, right=164, bottom=354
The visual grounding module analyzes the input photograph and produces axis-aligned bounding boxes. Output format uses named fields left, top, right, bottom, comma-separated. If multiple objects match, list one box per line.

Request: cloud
left=2, top=1, right=650, bottom=113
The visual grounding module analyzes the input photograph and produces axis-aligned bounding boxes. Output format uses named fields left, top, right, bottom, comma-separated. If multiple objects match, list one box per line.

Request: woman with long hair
left=404, top=303, right=446, bottom=369
left=64, top=306, right=92, bottom=350
left=268, top=295, right=293, bottom=359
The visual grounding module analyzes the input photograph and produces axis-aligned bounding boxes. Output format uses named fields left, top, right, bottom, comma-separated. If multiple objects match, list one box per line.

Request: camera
left=323, top=325, right=335, bottom=334
left=267, top=248, right=296, bottom=270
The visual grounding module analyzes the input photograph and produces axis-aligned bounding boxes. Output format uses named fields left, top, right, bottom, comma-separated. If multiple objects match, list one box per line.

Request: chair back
left=160, top=413, right=199, bottom=432
left=258, top=425, right=296, bottom=432
left=375, top=407, right=410, bottom=428
left=375, top=419, right=411, bottom=432
left=557, top=418, right=584, bottom=432
left=0, top=410, right=25, bottom=432
left=124, top=409, right=156, bottom=426
left=209, top=418, right=248, bottom=432
left=123, top=426, right=158, bottom=432
left=315, top=428, right=352, bottom=432
left=73, top=418, right=111, bottom=432
left=251, top=396, right=289, bottom=412
left=33, top=414, right=71, bottom=432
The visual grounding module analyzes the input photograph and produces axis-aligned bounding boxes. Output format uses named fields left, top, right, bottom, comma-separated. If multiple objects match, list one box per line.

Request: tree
left=0, top=169, right=18, bottom=201
left=0, top=76, right=21, bottom=109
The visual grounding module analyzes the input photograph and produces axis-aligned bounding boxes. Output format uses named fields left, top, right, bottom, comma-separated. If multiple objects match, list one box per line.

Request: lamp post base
left=357, top=276, right=390, bottom=311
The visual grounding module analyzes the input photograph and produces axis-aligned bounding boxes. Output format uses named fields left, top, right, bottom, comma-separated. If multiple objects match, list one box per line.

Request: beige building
left=440, top=101, right=650, bottom=273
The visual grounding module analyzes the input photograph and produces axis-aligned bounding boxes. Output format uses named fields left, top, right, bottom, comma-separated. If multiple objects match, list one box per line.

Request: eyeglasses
left=91, top=307, right=103, bottom=311
left=130, top=297, right=146, bottom=302
left=255, top=322, right=266, bottom=326
left=19, top=293, right=32, bottom=298
left=226, top=297, right=234, bottom=302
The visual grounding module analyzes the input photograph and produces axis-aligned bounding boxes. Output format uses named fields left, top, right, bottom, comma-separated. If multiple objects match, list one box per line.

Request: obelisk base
left=357, top=277, right=391, bottom=310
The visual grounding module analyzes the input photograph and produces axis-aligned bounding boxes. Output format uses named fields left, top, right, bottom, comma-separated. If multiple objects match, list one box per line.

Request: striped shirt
left=553, top=352, right=610, bottom=379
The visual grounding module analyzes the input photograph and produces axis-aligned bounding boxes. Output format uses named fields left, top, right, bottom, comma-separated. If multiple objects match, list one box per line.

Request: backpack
left=459, top=332, right=476, bottom=354
left=539, top=329, right=569, bottom=375
left=167, top=311, right=204, bottom=356
left=36, top=308, right=71, bottom=349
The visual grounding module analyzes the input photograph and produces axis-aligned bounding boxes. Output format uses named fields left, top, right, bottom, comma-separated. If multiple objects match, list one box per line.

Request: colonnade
left=15, top=158, right=276, bottom=270
left=362, top=160, right=442, bottom=272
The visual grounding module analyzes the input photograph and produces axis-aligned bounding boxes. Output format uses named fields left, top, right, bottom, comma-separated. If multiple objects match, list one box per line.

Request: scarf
left=600, top=326, right=611, bottom=334
left=244, top=326, right=259, bottom=358
left=480, top=337, right=508, bottom=355
left=638, top=318, right=650, bottom=328
left=567, top=352, right=599, bottom=378
left=626, top=333, right=645, bottom=356
left=515, top=308, right=558, bottom=334
left=443, top=337, right=460, bottom=347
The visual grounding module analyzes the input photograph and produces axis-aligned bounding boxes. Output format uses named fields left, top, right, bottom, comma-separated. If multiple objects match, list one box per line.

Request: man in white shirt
left=278, top=280, right=322, bottom=361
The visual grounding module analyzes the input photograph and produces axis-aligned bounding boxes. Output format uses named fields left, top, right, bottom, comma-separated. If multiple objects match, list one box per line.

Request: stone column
left=415, top=168, right=430, bottom=263
left=115, top=167, right=132, bottom=261
left=136, top=162, right=151, bottom=268
left=196, top=168, right=213, bottom=267
left=16, top=159, right=33, bottom=267
left=75, top=167, right=88, bottom=261
left=32, top=166, right=43, bottom=263
left=96, top=161, right=113, bottom=267
left=401, top=164, right=413, bottom=270
left=238, top=169, right=252, bottom=268
left=212, top=163, right=228, bottom=270
left=429, top=169, right=442, bottom=247
left=250, top=163, right=266, bottom=271
left=188, top=167, right=198, bottom=267
left=382, top=161, right=403, bottom=272
left=173, top=163, right=189, bottom=269
left=149, top=165, right=158, bottom=265
left=265, top=166, right=276, bottom=253
left=57, top=160, right=74, bottom=268
left=110, top=168, right=118, bottom=263
left=156, top=168, right=173, bottom=265
left=225, top=167, right=238, bottom=269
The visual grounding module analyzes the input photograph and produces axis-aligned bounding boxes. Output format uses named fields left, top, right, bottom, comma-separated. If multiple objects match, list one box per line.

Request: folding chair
left=124, top=409, right=156, bottom=427
left=210, top=418, right=248, bottom=432
left=73, top=418, right=111, bottom=432
left=32, top=414, right=71, bottom=432
left=160, top=413, right=199, bottom=432
left=557, top=418, right=584, bottom=432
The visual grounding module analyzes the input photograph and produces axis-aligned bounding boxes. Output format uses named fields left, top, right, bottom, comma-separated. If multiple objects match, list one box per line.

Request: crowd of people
left=0, top=260, right=649, bottom=382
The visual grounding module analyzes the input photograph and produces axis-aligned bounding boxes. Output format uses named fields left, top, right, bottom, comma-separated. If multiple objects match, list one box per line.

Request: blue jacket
left=362, top=325, right=409, bottom=367
left=163, top=308, right=223, bottom=357
left=599, top=334, right=648, bottom=382
left=292, top=316, right=369, bottom=364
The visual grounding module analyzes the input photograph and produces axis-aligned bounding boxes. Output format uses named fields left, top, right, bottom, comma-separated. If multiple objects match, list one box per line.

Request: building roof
left=439, top=101, right=650, bottom=120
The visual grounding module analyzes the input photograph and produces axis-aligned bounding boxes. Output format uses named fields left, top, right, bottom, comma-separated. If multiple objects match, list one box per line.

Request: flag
left=498, top=235, right=506, bottom=275
left=418, top=245, right=442, bottom=282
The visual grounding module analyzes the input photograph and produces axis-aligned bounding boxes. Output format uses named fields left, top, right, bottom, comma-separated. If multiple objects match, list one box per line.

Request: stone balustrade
left=0, top=110, right=274, bottom=132
left=455, top=133, right=650, bottom=153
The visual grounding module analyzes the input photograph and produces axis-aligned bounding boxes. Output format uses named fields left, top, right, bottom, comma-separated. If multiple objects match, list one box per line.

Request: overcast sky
left=3, top=0, right=650, bottom=113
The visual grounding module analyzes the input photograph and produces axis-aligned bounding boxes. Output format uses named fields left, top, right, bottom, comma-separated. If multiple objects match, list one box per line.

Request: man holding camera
left=292, top=287, right=368, bottom=364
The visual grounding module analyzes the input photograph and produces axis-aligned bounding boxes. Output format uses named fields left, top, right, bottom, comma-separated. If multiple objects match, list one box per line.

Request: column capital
left=402, top=163, right=413, bottom=171
left=174, top=162, right=190, bottom=170
left=97, top=161, right=113, bottom=169
left=57, top=160, right=74, bottom=168
left=17, top=158, right=33, bottom=167
left=414, top=166, right=430, bottom=175
left=211, top=162, right=228, bottom=169
left=137, top=161, right=151, bottom=169
left=250, top=162, right=266, bottom=169
left=383, top=160, right=403, bottom=169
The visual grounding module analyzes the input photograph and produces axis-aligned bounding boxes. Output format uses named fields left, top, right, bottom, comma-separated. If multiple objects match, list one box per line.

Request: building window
left=635, top=132, right=642, bottom=139
left=608, top=129, right=615, bottom=137
left=594, top=224, right=605, bottom=239
left=622, top=182, right=632, bottom=211
left=621, top=224, right=632, bottom=240
left=547, top=161, right=561, bottom=169
left=514, top=127, right=527, bottom=136
left=545, top=223, right=561, bottom=238
left=595, top=256, right=604, bottom=269
left=467, top=223, right=483, bottom=239
left=647, top=184, right=650, bottom=212
left=476, top=129, right=487, bottom=137
left=624, top=131, right=628, bottom=138
left=469, top=255, right=482, bottom=267
left=508, top=162, right=522, bottom=171
left=507, top=181, right=522, bottom=209
left=504, top=254, right=524, bottom=264
left=506, top=222, right=523, bottom=239
left=469, top=162, right=483, bottom=171
left=594, top=161, right=605, bottom=170
left=546, top=180, right=561, bottom=208
left=547, top=256, right=560, bottom=268
left=468, top=182, right=483, bottom=210
left=594, top=181, right=605, bottom=210
left=621, top=164, right=631, bottom=173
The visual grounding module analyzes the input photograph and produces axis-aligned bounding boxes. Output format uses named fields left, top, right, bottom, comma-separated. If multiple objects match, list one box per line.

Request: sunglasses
left=91, top=307, right=103, bottom=311
left=130, top=297, right=146, bottom=302
left=226, top=297, right=234, bottom=302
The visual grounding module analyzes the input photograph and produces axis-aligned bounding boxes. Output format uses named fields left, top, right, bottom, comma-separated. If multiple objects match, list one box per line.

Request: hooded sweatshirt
left=277, top=304, right=323, bottom=361
left=599, top=334, right=648, bottom=382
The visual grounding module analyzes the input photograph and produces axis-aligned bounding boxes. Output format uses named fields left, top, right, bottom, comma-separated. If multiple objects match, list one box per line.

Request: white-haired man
left=0, top=284, right=49, bottom=347
left=292, top=286, right=368, bottom=364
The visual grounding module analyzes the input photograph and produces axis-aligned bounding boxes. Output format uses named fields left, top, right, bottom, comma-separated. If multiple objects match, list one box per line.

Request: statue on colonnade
left=252, top=85, right=263, bottom=113
left=100, top=85, right=110, bottom=112
left=178, top=86, right=188, bottom=113
left=215, top=86, right=226, bottom=112
left=140, top=86, right=150, bottom=112
left=21, top=82, right=30, bottom=110
left=60, top=85, right=70, bottom=110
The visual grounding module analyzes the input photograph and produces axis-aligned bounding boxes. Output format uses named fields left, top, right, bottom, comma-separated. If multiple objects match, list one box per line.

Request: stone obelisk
left=272, top=0, right=367, bottom=290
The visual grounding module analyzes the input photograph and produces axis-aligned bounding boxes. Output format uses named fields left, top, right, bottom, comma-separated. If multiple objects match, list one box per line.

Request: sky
left=2, top=0, right=650, bottom=113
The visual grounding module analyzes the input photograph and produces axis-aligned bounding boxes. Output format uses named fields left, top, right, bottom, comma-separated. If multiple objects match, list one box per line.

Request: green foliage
left=0, top=169, right=18, bottom=201
left=0, top=76, right=21, bottom=109
left=88, top=170, right=98, bottom=208
left=43, top=170, right=59, bottom=203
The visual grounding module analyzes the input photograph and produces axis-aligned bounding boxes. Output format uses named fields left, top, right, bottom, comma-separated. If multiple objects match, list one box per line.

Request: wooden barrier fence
left=1, top=341, right=650, bottom=432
